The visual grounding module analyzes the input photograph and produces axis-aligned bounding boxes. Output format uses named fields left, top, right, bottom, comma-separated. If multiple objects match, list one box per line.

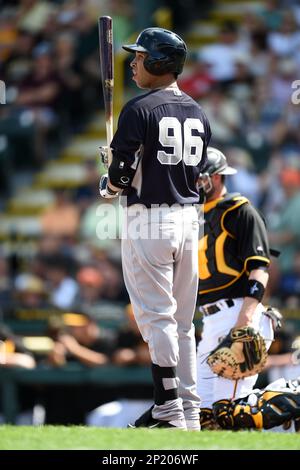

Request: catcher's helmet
left=202, top=147, right=237, bottom=176
left=199, top=147, right=237, bottom=195
left=122, top=28, right=187, bottom=76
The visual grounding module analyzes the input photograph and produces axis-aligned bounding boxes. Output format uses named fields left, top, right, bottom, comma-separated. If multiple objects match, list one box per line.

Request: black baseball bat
left=98, top=16, right=114, bottom=165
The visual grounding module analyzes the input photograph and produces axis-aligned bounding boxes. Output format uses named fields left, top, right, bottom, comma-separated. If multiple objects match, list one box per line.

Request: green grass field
left=0, top=426, right=299, bottom=450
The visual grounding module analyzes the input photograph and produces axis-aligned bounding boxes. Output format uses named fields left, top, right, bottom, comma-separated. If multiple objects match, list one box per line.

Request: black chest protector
left=198, top=193, right=249, bottom=295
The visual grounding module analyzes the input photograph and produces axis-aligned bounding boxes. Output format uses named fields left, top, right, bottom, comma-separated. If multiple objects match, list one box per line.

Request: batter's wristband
left=246, top=279, right=265, bottom=302
left=106, top=184, right=118, bottom=195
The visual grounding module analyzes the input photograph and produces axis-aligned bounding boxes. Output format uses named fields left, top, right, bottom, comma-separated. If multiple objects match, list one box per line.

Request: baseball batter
left=196, top=147, right=276, bottom=429
left=100, top=27, right=211, bottom=430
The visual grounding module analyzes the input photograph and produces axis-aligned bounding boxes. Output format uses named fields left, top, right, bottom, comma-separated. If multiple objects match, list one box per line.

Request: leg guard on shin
left=151, top=364, right=179, bottom=405
left=200, top=408, right=219, bottom=430
left=213, top=379, right=300, bottom=430
left=213, top=399, right=261, bottom=430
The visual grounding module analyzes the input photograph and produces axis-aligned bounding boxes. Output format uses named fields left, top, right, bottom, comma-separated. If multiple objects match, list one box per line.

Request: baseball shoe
left=128, top=406, right=187, bottom=430
left=185, top=419, right=201, bottom=431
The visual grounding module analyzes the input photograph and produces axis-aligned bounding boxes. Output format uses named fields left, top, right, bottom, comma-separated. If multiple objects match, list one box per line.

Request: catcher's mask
left=122, top=27, right=187, bottom=76
left=198, top=147, right=237, bottom=194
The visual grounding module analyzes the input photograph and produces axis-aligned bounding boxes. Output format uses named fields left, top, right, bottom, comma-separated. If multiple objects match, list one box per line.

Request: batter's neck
left=150, top=77, right=178, bottom=90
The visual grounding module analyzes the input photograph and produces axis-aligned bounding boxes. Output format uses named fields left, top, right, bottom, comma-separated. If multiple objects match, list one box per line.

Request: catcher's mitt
left=207, top=326, right=268, bottom=380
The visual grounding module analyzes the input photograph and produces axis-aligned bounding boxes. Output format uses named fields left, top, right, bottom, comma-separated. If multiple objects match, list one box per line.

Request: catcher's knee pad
left=213, top=389, right=300, bottom=430
left=200, top=408, right=219, bottom=430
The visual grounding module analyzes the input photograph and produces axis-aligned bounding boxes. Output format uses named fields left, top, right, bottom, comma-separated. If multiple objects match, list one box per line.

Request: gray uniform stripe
left=131, top=145, right=144, bottom=198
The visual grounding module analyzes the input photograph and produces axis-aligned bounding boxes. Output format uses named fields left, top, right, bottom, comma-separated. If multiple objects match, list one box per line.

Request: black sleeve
left=108, top=104, right=146, bottom=188
left=225, top=203, right=271, bottom=271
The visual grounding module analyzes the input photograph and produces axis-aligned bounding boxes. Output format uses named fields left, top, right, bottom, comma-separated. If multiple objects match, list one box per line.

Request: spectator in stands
left=199, top=21, right=248, bottom=83
left=177, top=56, right=215, bottom=101
left=225, top=147, right=262, bottom=206
left=269, top=165, right=300, bottom=280
left=47, top=313, right=115, bottom=367
left=43, top=254, right=78, bottom=310
left=201, top=84, right=242, bottom=145
left=227, top=54, right=254, bottom=103
left=264, top=161, right=300, bottom=301
left=95, top=256, right=126, bottom=303
left=16, top=42, right=61, bottom=156
left=13, top=273, right=50, bottom=313
left=71, top=266, right=104, bottom=316
left=44, top=311, right=117, bottom=424
left=248, top=29, right=271, bottom=78
left=0, top=323, right=36, bottom=369
left=106, top=0, right=134, bottom=50
left=75, top=160, right=101, bottom=212
left=0, top=254, right=13, bottom=321
left=80, top=198, right=122, bottom=253
left=112, top=304, right=150, bottom=367
left=250, top=74, right=285, bottom=146
left=16, top=0, right=57, bottom=36
left=40, top=189, right=80, bottom=240
left=262, top=325, right=300, bottom=386
left=279, top=252, right=300, bottom=306
left=3, top=29, right=36, bottom=85
left=256, top=0, right=283, bottom=31
left=0, top=10, right=18, bottom=65
left=0, top=323, right=39, bottom=425
left=17, top=42, right=60, bottom=112
left=74, top=249, right=127, bottom=304
left=269, top=58, right=298, bottom=115
left=54, top=31, right=84, bottom=130
left=34, top=236, right=68, bottom=259
left=86, top=304, right=152, bottom=427
left=267, top=10, right=300, bottom=57
left=66, top=10, right=102, bottom=117
left=271, top=99, right=300, bottom=149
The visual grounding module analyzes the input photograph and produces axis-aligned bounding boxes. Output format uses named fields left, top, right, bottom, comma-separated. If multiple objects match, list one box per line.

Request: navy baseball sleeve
left=200, top=116, right=211, bottom=172
left=108, top=104, right=146, bottom=189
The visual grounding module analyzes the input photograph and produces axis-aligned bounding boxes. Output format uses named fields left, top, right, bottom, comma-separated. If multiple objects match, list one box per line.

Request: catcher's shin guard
left=213, top=399, right=261, bottom=430
left=213, top=384, right=300, bottom=430
left=200, top=408, right=219, bottom=430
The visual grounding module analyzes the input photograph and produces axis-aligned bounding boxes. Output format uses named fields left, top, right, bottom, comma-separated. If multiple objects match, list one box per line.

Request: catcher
left=197, top=147, right=281, bottom=429
left=212, top=376, right=300, bottom=432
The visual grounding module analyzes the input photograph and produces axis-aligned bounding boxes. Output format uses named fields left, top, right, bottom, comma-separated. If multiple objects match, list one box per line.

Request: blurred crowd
left=0, top=0, right=146, bottom=426
left=0, top=305, right=152, bottom=425
left=0, top=0, right=136, bottom=172
left=1, top=0, right=300, bottom=426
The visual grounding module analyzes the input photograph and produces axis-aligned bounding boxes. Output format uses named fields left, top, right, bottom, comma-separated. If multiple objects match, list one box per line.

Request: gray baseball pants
left=121, top=204, right=200, bottom=422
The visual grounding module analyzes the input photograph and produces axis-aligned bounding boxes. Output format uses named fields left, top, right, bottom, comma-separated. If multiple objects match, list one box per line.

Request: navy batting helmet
left=122, top=27, right=187, bottom=76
